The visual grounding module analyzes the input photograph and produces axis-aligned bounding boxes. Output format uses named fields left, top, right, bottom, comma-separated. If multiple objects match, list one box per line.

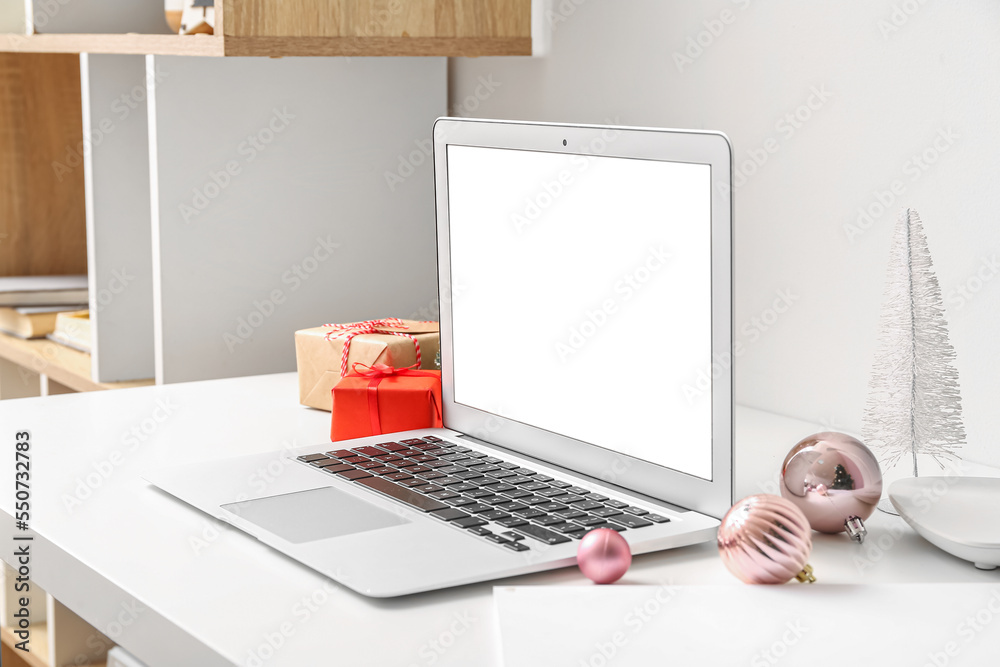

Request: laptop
left=148, top=118, right=734, bottom=598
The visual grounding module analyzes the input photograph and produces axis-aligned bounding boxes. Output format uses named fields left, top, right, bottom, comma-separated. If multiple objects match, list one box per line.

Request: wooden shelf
left=223, top=35, right=531, bottom=57
left=0, top=33, right=530, bottom=57
left=0, top=331, right=152, bottom=392
left=0, top=33, right=223, bottom=56
left=0, top=0, right=532, bottom=57
left=1, top=625, right=49, bottom=667
left=1, top=624, right=107, bottom=667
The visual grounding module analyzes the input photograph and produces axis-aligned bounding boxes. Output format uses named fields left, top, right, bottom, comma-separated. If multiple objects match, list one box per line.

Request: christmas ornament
left=863, top=208, right=965, bottom=514
left=577, top=528, right=631, bottom=584
left=717, top=494, right=816, bottom=585
left=779, top=432, right=882, bottom=543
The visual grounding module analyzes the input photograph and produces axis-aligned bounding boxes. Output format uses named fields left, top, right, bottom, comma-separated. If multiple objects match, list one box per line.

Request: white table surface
left=1, top=372, right=998, bottom=666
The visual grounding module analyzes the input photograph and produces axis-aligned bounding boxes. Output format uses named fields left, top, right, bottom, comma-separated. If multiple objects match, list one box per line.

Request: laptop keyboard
left=296, top=436, right=669, bottom=552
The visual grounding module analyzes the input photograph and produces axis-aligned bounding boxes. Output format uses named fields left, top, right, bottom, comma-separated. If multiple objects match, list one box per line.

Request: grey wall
left=150, top=56, right=445, bottom=383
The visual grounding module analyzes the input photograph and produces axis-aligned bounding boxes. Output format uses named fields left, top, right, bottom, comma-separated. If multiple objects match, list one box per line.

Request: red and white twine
left=322, top=318, right=421, bottom=377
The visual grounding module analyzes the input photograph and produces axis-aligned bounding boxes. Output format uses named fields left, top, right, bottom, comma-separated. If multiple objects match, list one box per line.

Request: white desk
left=1, top=373, right=997, bottom=666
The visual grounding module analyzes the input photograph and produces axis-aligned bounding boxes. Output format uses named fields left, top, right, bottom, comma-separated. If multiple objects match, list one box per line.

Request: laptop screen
left=446, top=145, right=713, bottom=481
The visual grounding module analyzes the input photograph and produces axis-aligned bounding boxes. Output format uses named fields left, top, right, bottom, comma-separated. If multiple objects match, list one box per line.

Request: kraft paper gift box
left=331, top=365, right=442, bottom=441
left=294, top=318, right=439, bottom=411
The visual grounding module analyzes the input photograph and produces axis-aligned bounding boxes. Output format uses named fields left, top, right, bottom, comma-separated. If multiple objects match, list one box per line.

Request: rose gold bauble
left=717, top=494, right=815, bottom=585
left=577, top=528, right=632, bottom=584
left=779, top=432, right=882, bottom=542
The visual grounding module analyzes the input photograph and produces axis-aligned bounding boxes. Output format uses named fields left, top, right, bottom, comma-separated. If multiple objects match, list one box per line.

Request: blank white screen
left=447, top=145, right=713, bottom=480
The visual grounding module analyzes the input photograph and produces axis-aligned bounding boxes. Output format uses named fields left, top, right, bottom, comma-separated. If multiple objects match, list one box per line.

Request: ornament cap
left=794, top=564, right=817, bottom=584
left=845, top=516, right=867, bottom=544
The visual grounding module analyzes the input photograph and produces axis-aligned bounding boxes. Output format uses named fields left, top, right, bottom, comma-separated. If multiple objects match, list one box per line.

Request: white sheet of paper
left=494, top=584, right=1000, bottom=666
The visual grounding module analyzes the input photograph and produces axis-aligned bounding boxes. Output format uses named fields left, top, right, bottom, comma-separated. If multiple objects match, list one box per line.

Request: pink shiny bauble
left=779, top=432, right=882, bottom=534
left=717, top=494, right=813, bottom=584
left=577, top=528, right=632, bottom=584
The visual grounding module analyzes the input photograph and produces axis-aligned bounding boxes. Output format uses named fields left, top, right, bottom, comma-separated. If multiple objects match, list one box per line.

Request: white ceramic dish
left=889, top=476, right=1000, bottom=570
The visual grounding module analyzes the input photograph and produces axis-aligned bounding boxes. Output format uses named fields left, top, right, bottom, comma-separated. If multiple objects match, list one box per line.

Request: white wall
left=450, top=0, right=1000, bottom=466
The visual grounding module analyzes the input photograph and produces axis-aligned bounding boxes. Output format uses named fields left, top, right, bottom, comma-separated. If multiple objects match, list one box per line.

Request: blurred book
left=47, top=310, right=91, bottom=353
left=0, top=275, right=88, bottom=307
left=0, top=305, right=88, bottom=339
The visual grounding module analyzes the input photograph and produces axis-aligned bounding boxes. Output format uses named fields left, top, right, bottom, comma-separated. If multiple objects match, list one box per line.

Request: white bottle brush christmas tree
left=862, top=208, right=965, bottom=513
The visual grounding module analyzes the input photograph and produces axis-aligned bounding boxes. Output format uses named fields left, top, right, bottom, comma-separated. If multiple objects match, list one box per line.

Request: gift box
left=331, top=364, right=442, bottom=441
left=295, top=318, right=439, bottom=411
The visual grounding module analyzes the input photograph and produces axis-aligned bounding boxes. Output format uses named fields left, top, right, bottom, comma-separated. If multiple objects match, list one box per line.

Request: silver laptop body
left=148, top=118, right=733, bottom=597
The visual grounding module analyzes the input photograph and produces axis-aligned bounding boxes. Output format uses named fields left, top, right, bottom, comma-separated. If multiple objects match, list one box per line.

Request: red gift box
left=331, top=363, right=442, bottom=442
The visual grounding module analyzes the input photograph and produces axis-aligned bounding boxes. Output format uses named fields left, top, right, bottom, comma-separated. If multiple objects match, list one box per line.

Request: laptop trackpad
left=220, top=486, right=410, bottom=544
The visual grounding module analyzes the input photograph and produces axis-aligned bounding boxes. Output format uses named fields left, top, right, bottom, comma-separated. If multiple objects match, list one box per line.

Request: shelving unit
left=0, top=33, right=223, bottom=57
left=0, top=332, right=152, bottom=395
left=0, top=1, right=533, bottom=57
left=1, top=564, right=109, bottom=667
left=0, top=49, right=120, bottom=400
left=1, top=626, right=50, bottom=667
left=0, top=50, right=153, bottom=398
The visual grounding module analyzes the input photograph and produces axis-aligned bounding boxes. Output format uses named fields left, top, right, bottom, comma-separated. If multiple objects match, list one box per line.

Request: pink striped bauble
left=717, top=494, right=815, bottom=585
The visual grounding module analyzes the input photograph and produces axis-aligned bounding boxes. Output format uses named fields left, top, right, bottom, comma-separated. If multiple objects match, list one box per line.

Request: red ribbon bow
left=322, top=318, right=421, bottom=377
left=349, top=363, right=441, bottom=436
left=350, top=362, right=431, bottom=378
